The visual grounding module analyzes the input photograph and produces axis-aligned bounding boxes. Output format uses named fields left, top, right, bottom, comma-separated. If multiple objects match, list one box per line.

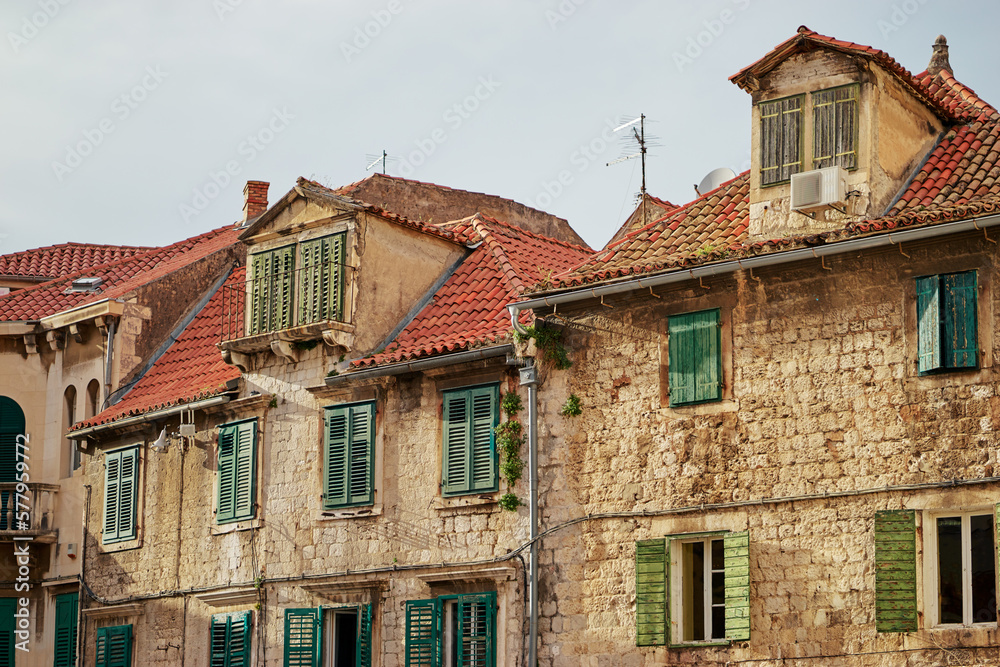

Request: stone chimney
left=242, top=180, right=269, bottom=223
left=927, top=35, right=952, bottom=76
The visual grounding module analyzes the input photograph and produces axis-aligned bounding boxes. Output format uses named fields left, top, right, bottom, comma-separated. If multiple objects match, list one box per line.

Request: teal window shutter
left=217, top=420, right=257, bottom=524
left=405, top=599, right=440, bottom=667
left=723, top=531, right=751, bottom=641
left=95, top=625, right=132, bottom=667
left=916, top=276, right=941, bottom=372
left=635, top=539, right=666, bottom=646
left=356, top=604, right=373, bottom=667
left=668, top=310, right=722, bottom=407
left=457, top=593, right=495, bottom=667
left=874, top=510, right=918, bottom=632
left=103, top=448, right=138, bottom=544
left=324, top=402, right=375, bottom=509
left=54, top=592, right=79, bottom=667
left=943, top=271, right=977, bottom=368
left=299, top=233, right=346, bottom=326
left=283, top=609, right=319, bottom=667
left=0, top=598, right=14, bottom=667
left=442, top=386, right=499, bottom=496
left=211, top=612, right=251, bottom=667
left=0, top=397, right=25, bottom=531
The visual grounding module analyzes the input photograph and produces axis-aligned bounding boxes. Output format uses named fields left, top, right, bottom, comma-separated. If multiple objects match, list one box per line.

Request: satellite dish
left=697, top=167, right=737, bottom=196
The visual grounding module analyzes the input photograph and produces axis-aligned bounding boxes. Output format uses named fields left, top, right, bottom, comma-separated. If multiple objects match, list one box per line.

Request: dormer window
left=759, top=84, right=858, bottom=187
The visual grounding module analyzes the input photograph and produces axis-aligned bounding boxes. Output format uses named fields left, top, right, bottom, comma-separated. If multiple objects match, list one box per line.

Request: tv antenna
left=365, top=150, right=398, bottom=175
left=607, top=114, right=659, bottom=225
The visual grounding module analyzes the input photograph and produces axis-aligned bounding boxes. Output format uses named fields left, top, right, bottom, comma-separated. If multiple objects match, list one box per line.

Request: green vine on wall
left=513, top=324, right=571, bottom=370
left=496, top=391, right=525, bottom=511
left=560, top=393, right=582, bottom=417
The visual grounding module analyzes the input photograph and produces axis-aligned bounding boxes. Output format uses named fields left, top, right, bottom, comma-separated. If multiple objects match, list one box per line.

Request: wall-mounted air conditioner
left=790, top=166, right=847, bottom=212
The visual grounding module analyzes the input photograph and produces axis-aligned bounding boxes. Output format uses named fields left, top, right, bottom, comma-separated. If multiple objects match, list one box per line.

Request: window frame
left=925, top=508, right=997, bottom=628
left=916, top=270, right=979, bottom=374
left=102, top=446, right=140, bottom=545
left=404, top=592, right=496, bottom=667
left=668, top=534, right=728, bottom=645
left=298, top=233, right=347, bottom=327
left=216, top=419, right=258, bottom=525
left=666, top=309, right=723, bottom=408
left=284, top=605, right=373, bottom=667
left=759, top=93, right=804, bottom=187
left=323, top=401, right=376, bottom=510
left=811, top=83, right=859, bottom=171
left=440, top=384, right=500, bottom=498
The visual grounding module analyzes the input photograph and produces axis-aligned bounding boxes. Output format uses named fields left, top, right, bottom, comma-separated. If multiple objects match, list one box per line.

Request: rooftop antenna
left=365, top=150, right=398, bottom=175
left=607, top=114, right=659, bottom=225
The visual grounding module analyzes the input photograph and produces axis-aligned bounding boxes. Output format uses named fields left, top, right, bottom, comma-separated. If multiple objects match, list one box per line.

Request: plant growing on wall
left=513, top=324, right=571, bottom=370
left=560, top=393, right=582, bottom=417
left=496, top=391, right=525, bottom=511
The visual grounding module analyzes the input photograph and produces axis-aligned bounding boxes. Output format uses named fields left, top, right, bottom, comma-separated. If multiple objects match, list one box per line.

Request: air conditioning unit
left=790, top=166, right=847, bottom=212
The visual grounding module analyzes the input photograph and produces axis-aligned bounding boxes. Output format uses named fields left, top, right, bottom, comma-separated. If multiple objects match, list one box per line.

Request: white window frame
left=322, top=607, right=359, bottom=667
left=924, top=508, right=997, bottom=628
left=668, top=534, right=727, bottom=645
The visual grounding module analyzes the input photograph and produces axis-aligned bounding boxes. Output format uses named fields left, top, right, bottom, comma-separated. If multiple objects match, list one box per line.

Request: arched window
left=0, top=397, right=25, bottom=531
left=64, top=386, right=78, bottom=475
left=86, top=379, right=101, bottom=419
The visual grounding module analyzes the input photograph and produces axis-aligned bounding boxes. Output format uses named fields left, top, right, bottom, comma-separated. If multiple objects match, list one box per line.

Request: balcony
left=0, top=483, right=59, bottom=543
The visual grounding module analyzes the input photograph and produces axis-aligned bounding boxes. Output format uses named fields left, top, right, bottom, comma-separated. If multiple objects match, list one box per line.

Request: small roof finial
left=797, top=25, right=811, bottom=34
left=927, top=34, right=952, bottom=76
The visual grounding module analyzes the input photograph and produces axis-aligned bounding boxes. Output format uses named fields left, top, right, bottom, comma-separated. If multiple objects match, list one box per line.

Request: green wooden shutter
left=348, top=404, right=374, bottom=505
left=298, top=234, right=346, bottom=326
left=0, top=598, right=14, bottom=667
left=668, top=310, right=721, bottom=407
left=273, top=245, right=295, bottom=331
left=635, top=539, right=666, bottom=646
left=54, top=592, right=79, bottom=667
left=210, top=615, right=227, bottom=667
left=96, top=625, right=132, bottom=667
left=469, top=387, right=498, bottom=493
left=217, top=425, right=236, bottom=522
left=104, top=448, right=138, bottom=543
left=104, top=451, right=121, bottom=542
left=405, top=599, right=440, bottom=667
left=724, top=531, right=751, bottom=641
left=324, top=406, right=349, bottom=508
left=249, top=252, right=268, bottom=336
left=0, top=397, right=24, bottom=532
left=356, top=604, right=372, bottom=667
left=284, top=609, right=319, bottom=667
left=211, top=611, right=251, bottom=667
left=457, top=593, right=495, bottom=667
left=442, top=391, right=470, bottom=496
left=760, top=95, right=803, bottom=185
left=916, top=276, right=942, bottom=373
left=874, top=510, right=918, bottom=632
left=324, top=403, right=374, bottom=509
left=943, top=271, right=978, bottom=368
left=218, top=421, right=257, bottom=523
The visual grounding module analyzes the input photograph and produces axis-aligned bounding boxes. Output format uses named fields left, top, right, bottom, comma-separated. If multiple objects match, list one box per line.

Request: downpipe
left=518, top=362, right=539, bottom=667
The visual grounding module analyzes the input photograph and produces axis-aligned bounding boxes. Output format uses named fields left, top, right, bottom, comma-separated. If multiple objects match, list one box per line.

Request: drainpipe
left=102, top=319, right=116, bottom=409
left=518, top=362, right=539, bottom=667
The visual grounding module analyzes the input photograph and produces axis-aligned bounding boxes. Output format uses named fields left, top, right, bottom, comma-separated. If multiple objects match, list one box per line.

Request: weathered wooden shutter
left=874, top=509, right=918, bottom=632
left=668, top=310, right=721, bottom=407
left=324, top=403, right=375, bottom=509
left=635, top=539, right=666, bottom=646
left=348, top=405, right=374, bottom=504
left=0, top=397, right=24, bottom=531
left=273, top=245, right=296, bottom=331
left=760, top=95, right=803, bottom=185
left=54, top=592, right=79, bottom=667
left=0, top=598, right=15, bottom=667
left=457, top=593, right=495, bottom=667
left=356, top=604, right=373, bottom=667
left=943, top=271, right=977, bottom=368
left=442, top=391, right=470, bottom=495
left=299, top=234, right=346, bottom=326
left=916, top=276, right=942, bottom=373
left=283, top=609, right=319, bottom=667
left=212, top=611, right=251, bottom=667
left=104, top=448, right=138, bottom=543
left=724, top=531, right=751, bottom=641
left=405, top=599, right=440, bottom=667
left=324, top=406, right=349, bottom=508
left=249, top=252, right=268, bottom=335
left=218, top=421, right=256, bottom=523
left=96, top=625, right=132, bottom=667
left=469, top=387, right=498, bottom=492
left=217, top=425, right=236, bottom=522
left=813, top=85, right=858, bottom=170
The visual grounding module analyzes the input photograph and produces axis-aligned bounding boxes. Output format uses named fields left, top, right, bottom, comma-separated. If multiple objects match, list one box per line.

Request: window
left=405, top=593, right=495, bottom=667
left=54, top=592, right=79, bottom=667
left=211, top=611, right=251, bottom=667
left=760, top=94, right=803, bottom=186
left=64, top=385, right=78, bottom=476
left=217, top=420, right=257, bottom=524
left=324, top=402, right=375, bottom=509
left=812, top=84, right=858, bottom=170
left=917, top=271, right=978, bottom=373
left=0, top=598, right=14, bottom=666
left=441, top=385, right=499, bottom=497
left=635, top=532, right=750, bottom=646
left=0, top=396, right=25, bottom=531
left=667, top=310, right=722, bottom=407
left=103, top=447, right=139, bottom=544
left=95, top=624, right=132, bottom=667
left=248, top=233, right=347, bottom=336
left=283, top=606, right=372, bottom=667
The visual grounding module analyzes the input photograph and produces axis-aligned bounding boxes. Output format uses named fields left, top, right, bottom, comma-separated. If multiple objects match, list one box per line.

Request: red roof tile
left=0, top=243, right=150, bottom=280
left=70, top=268, right=244, bottom=431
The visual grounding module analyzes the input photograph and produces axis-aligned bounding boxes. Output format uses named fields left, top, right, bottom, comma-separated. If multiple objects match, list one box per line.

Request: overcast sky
left=2, top=0, right=998, bottom=255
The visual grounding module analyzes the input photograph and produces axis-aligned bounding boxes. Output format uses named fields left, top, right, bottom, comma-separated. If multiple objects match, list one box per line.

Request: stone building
left=505, top=27, right=1000, bottom=665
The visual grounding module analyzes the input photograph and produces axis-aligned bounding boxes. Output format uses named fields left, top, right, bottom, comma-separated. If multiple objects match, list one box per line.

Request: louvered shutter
left=298, top=234, right=346, bottom=326
left=249, top=252, right=268, bottom=335
left=943, top=271, right=978, bottom=368
left=0, top=598, right=14, bottom=667
left=324, top=406, right=349, bottom=508
left=54, top=592, right=78, bottom=667
left=760, top=95, right=803, bottom=185
left=916, top=276, right=941, bottom=373
left=116, top=449, right=138, bottom=542
left=284, top=609, right=319, bottom=667
left=457, top=593, right=495, bottom=667
left=217, top=425, right=236, bottom=522
left=405, top=599, right=440, bottom=667
left=328, top=233, right=346, bottom=322
left=0, top=397, right=24, bottom=531
left=324, top=403, right=374, bottom=509
left=468, top=387, right=498, bottom=493
left=356, top=604, right=372, bottom=667
left=669, top=310, right=721, bottom=406
left=233, top=422, right=257, bottom=521
left=348, top=404, right=374, bottom=505
left=96, top=625, right=132, bottom=667
left=273, top=245, right=295, bottom=331
left=442, top=391, right=470, bottom=496
left=103, top=452, right=121, bottom=542
left=211, top=611, right=251, bottom=667
left=724, top=531, right=751, bottom=641
left=635, top=539, right=666, bottom=646
left=874, top=510, right=918, bottom=632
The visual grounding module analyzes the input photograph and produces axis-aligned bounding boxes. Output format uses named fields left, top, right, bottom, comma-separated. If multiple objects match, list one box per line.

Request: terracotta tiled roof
left=0, top=226, right=240, bottom=322
left=915, top=69, right=998, bottom=123
left=70, top=268, right=243, bottom=431
left=730, top=26, right=962, bottom=121
left=351, top=216, right=591, bottom=368
left=0, top=243, right=150, bottom=279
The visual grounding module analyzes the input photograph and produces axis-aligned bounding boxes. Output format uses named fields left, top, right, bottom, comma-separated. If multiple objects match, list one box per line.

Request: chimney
left=242, top=180, right=269, bottom=223
left=927, top=35, right=952, bottom=76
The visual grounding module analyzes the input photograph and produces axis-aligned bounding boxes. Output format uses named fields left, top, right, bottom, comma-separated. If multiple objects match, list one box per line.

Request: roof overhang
left=39, top=298, right=124, bottom=331
left=326, top=344, right=515, bottom=385
left=69, top=394, right=232, bottom=440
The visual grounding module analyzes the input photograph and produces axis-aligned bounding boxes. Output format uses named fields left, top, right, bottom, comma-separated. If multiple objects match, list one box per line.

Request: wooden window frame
left=54, top=592, right=79, bottom=667
left=924, top=508, right=998, bottom=628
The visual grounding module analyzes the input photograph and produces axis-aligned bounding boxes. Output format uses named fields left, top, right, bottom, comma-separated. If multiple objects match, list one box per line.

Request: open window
left=283, top=605, right=372, bottom=667
left=405, top=593, right=496, bottom=667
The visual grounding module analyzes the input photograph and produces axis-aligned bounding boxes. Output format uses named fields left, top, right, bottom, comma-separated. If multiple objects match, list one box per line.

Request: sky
left=2, top=0, right=999, bottom=255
